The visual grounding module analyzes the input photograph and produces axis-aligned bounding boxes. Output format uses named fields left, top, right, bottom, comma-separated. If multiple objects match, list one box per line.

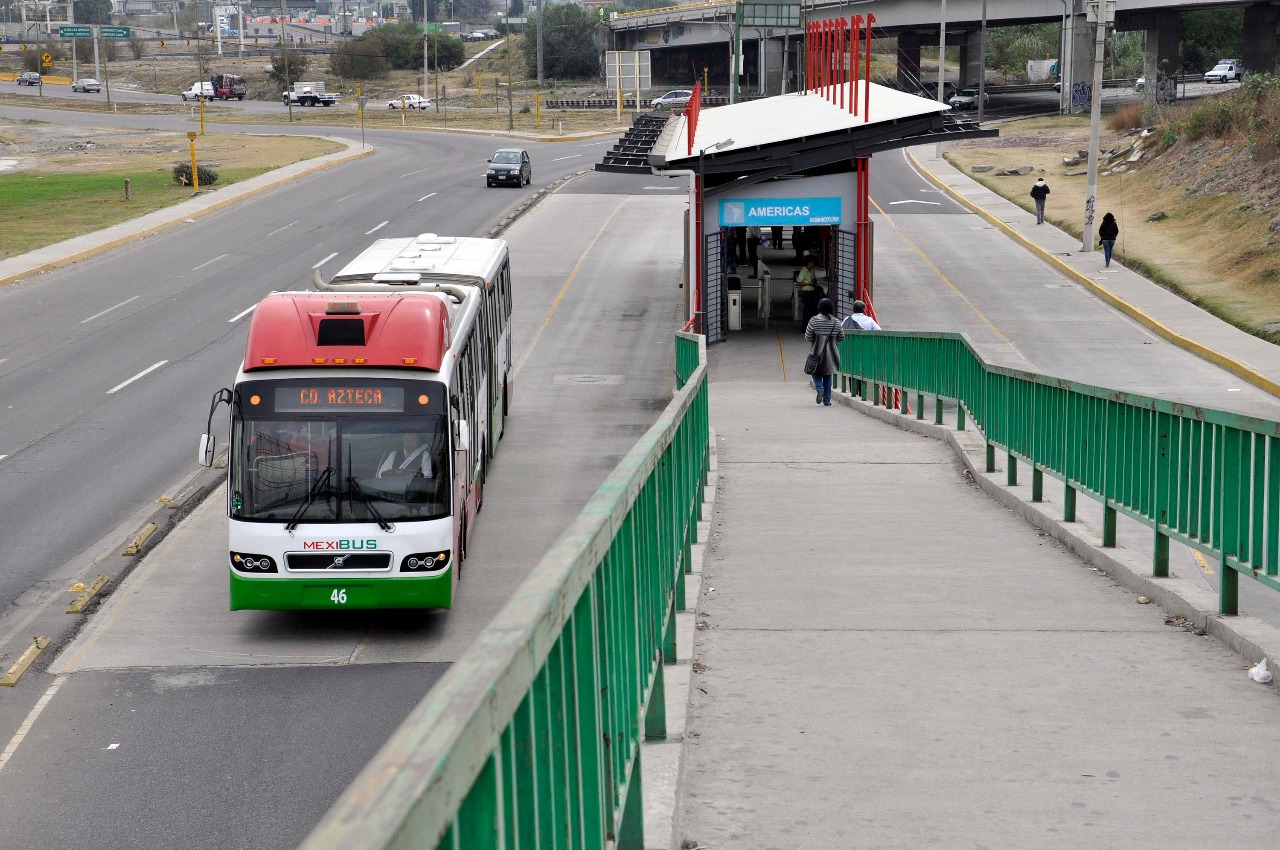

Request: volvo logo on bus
left=301, top=539, right=379, bottom=550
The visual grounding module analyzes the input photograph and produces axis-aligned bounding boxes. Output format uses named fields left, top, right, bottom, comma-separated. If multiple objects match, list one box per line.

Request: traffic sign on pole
left=41, top=52, right=52, bottom=64
left=59, top=26, right=92, bottom=38
left=100, top=26, right=131, bottom=38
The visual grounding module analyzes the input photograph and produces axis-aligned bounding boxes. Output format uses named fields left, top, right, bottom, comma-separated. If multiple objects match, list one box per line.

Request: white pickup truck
left=181, top=81, right=214, bottom=101
left=282, top=82, right=340, bottom=107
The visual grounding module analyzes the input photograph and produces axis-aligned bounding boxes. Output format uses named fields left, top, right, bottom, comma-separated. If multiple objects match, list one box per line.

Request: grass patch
left=0, top=169, right=266, bottom=258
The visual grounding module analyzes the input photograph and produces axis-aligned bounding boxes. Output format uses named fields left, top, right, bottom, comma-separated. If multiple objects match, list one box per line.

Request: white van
left=181, top=81, right=214, bottom=101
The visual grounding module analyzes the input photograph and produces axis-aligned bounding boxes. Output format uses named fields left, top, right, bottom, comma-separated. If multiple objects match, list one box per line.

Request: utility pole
left=423, top=1, right=429, bottom=102
left=977, top=0, right=987, bottom=121
left=68, top=0, right=76, bottom=85
left=280, top=0, right=292, bottom=122
left=535, top=0, right=543, bottom=89
left=935, top=0, right=946, bottom=157
left=505, top=0, right=513, bottom=130
left=1082, top=0, right=1113, bottom=252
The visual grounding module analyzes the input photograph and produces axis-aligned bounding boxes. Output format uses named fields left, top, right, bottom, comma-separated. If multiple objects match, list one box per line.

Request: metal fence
left=702, top=231, right=726, bottom=343
left=300, top=332, right=709, bottom=850
left=838, top=330, right=1280, bottom=616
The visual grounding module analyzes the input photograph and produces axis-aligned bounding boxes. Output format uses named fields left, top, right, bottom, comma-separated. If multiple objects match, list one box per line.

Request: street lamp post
left=697, top=137, right=735, bottom=335
left=935, top=0, right=946, bottom=158
left=1082, top=0, right=1114, bottom=252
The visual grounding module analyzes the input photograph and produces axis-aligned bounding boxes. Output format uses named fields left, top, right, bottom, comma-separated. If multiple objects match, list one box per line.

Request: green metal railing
left=838, top=330, right=1280, bottom=616
left=300, top=332, right=709, bottom=850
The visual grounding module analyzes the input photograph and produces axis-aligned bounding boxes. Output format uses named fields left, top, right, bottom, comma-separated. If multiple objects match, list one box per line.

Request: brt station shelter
left=646, top=81, right=995, bottom=342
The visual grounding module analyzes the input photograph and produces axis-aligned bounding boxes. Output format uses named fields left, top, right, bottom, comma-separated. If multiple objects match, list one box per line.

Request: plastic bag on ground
left=1249, top=658, right=1273, bottom=684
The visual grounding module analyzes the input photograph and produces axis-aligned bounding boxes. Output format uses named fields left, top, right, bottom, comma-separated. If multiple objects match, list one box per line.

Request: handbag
left=803, top=335, right=826, bottom=376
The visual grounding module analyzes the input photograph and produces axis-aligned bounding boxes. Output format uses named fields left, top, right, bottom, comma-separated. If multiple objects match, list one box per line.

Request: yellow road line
left=773, top=321, right=788, bottom=382
left=0, top=674, right=67, bottom=772
left=1192, top=549, right=1215, bottom=575
left=512, top=199, right=627, bottom=380
left=67, top=575, right=110, bottom=614
left=868, top=194, right=1033, bottom=368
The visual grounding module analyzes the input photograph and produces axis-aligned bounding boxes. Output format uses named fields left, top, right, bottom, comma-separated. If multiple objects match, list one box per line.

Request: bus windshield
left=231, top=416, right=450, bottom=523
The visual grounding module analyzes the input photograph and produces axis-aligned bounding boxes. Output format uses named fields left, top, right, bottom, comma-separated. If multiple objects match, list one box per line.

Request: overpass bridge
left=609, top=0, right=1277, bottom=100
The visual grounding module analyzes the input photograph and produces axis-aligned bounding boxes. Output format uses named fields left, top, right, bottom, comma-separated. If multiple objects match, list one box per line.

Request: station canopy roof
left=650, top=82, right=997, bottom=195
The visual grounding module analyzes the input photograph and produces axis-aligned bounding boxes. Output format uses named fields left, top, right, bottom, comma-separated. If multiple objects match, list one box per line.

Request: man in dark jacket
left=1030, top=178, right=1050, bottom=224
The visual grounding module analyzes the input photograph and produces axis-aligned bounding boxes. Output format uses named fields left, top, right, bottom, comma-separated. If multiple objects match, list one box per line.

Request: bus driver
left=377, top=432, right=435, bottom=479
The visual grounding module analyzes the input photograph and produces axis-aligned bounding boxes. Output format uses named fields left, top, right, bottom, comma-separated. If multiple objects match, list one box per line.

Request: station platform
left=674, top=362, right=1280, bottom=847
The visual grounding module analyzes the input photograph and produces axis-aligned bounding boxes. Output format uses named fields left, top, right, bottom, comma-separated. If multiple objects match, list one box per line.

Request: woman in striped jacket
left=804, top=299, right=845, bottom=406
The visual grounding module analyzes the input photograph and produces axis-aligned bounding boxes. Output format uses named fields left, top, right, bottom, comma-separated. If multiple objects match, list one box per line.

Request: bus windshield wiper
left=346, top=475, right=394, bottom=532
left=285, top=466, right=334, bottom=531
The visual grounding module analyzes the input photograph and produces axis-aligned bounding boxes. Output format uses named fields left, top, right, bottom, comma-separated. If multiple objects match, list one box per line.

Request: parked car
left=71, top=77, right=101, bottom=93
left=947, top=88, right=988, bottom=110
left=486, top=148, right=530, bottom=187
left=16, top=71, right=40, bottom=86
left=181, top=81, right=214, bottom=101
left=388, top=93, right=431, bottom=110
left=650, top=89, right=693, bottom=109
left=1134, top=76, right=1145, bottom=92
left=1204, top=62, right=1244, bottom=83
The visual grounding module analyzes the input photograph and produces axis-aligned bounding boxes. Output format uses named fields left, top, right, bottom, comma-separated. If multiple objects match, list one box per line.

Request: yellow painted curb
left=67, top=575, right=110, bottom=614
left=906, top=149, right=1280, bottom=399
left=122, top=522, right=157, bottom=556
left=0, top=637, right=51, bottom=687
left=0, top=141, right=374, bottom=290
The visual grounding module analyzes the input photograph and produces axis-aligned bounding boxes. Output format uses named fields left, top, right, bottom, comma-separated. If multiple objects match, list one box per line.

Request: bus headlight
left=402, top=551, right=450, bottom=572
left=230, top=551, right=278, bottom=573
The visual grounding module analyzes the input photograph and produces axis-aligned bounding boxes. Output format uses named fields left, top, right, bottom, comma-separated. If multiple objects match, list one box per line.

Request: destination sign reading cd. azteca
left=275, top=386, right=405, bottom=413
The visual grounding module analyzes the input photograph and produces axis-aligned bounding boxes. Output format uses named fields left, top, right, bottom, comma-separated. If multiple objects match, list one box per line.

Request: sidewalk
left=674, top=377, right=1280, bottom=847
left=908, top=145, right=1280, bottom=398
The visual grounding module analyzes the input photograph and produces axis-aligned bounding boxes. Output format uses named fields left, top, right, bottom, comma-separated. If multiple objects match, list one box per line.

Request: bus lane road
left=0, top=171, right=685, bottom=850
left=0, top=111, right=595, bottom=613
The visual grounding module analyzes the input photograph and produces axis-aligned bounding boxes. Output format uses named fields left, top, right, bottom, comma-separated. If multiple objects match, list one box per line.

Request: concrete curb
left=834, top=389, right=1280, bottom=695
left=484, top=167, right=593, bottom=238
left=0, top=136, right=373, bottom=289
left=905, top=148, right=1280, bottom=399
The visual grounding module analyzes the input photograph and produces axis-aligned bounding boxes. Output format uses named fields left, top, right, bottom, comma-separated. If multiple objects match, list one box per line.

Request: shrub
left=330, top=39, right=390, bottom=80
left=1108, top=102, right=1144, bottom=133
left=270, top=48, right=310, bottom=83
left=172, top=162, right=219, bottom=187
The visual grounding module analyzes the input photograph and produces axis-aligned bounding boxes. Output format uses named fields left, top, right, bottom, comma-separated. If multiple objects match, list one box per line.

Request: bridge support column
left=1066, top=12, right=1095, bottom=114
left=1245, top=3, right=1279, bottom=75
left=897, top=30, right=922, bottom=90
left=959, top=30, right=984, bottom=89
left=1147, top=9, right=1180, bottom=84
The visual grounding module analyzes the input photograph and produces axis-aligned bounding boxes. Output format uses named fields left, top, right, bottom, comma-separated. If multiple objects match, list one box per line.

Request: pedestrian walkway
left=673, top=375, right=1280, bottom=848
left=908, top=145, right=1280, bottom=396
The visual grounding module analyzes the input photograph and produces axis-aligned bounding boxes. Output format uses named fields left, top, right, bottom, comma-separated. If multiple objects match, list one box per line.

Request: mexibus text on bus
left=199, top=236, right=512, bottom=611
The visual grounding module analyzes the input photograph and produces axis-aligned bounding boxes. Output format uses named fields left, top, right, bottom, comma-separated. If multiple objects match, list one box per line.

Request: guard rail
left=840, top=330, right=1280, bottom=617
left=300, top=331, right=710, bottom=850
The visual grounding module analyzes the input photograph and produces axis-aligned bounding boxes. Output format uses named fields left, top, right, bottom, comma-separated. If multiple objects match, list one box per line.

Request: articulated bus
left=199, top=236, right=512, bottom=611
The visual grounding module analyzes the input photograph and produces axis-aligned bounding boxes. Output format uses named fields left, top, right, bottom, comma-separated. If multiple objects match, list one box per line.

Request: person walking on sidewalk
left=1030, top=178, right=1050, bottom=224
left=805, top=299, right=845, bottom=406
left=1098, top=212, right=1119, bottom=267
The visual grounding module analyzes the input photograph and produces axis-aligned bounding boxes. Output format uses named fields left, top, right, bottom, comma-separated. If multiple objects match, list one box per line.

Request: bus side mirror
left=198, top=434, right=216, bottom=467
left=454, top=420, right=470, bottom=453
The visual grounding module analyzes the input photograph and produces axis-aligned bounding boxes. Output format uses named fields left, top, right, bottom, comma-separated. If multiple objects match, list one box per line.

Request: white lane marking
left=266, top=220, right=297, bottom=236
left=416, top=192, right=438, bottom=203
left=400, top=167, right=430, bottom=177
left=365, top=221, right=390, bottom=235
left=191, top=253, right=228, bottom=271
left=577, top=141, right=612, bottom=147
left=228, top=304, right=257, bottom=323
left=643, top=186, right=681, bottom=191
left=80, top=296, right=139, bottom=324
left=334, top=193, right=356, bottom=203
left=888, top=200, right=941, bottom=206
left=551, top=154, right=582, bottom=162
left=0, top=359, right=6, bottom=364
left=0, top=455, right=7, bottom=461
left=107, top=360, right=168, bottom=395
left=0, top=675, right=67, bottom=773
left=312, top=252, right=339, bottom=269
left=107, top=743, right=120, bottom=750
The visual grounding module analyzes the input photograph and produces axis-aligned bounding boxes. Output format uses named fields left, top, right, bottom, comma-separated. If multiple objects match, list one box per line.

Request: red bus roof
left=243, top=292, right=451, bottom=372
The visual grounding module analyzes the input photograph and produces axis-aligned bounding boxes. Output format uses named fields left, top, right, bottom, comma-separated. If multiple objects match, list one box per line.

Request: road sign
left=59, top=26, right=92, bottom=38
left=41, top=52, right=51, bottom=64
left=100, top=26, right=131, bottom=38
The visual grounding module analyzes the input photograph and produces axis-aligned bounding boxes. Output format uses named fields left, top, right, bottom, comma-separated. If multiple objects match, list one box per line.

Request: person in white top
left=841, top=299, right=881, bottom=331
left=377, top=432, right=434, bottom=479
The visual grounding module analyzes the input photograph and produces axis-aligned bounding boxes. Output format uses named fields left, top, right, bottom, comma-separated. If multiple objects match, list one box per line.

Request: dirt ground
left=0, top=120, right=342, bottom=175
left=944, top=116, right=1280, bottom=339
